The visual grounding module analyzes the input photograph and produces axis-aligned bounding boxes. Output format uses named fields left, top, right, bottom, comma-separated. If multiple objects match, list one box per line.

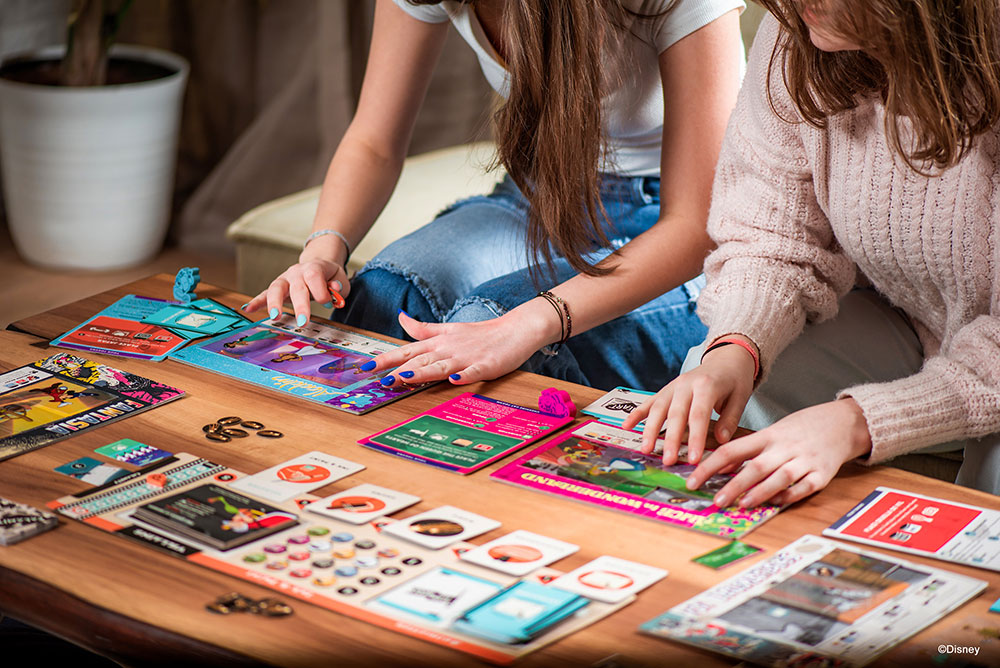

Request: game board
left=48, top=453, right=630, bottom=664
left=0, top=353, right=183, bottom=461
left=170, top=314, right=430, bottom=414
left=491, top=420, right=781, bottom=539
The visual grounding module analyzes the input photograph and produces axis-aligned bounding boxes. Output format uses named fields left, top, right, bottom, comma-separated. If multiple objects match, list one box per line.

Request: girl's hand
left=685, top=399, right=873, bottom=508
left=621, top=343, right=756, bottom=466
left=366, top=305, right=556, bottom=386
left=243, top=258, right=351, bottom=325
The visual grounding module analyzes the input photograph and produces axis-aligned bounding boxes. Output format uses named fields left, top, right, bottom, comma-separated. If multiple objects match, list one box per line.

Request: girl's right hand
left=242, top=258, right=351, bottom=325
left=621, top=343, right=756, bottom=467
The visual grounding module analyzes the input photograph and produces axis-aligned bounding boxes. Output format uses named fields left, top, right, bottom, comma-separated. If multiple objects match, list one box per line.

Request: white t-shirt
left=392, top=0, right=745, bottom=176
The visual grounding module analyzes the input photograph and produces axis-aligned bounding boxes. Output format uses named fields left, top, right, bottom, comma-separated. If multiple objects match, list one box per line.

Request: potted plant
left=0, top=0, right=189, bottom=271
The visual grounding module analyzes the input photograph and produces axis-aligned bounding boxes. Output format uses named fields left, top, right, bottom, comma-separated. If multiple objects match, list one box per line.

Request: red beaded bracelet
left=702, top=336, right=760, bottom=381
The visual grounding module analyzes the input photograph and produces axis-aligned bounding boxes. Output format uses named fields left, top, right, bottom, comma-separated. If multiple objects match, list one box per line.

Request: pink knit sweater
left=698, top=16, right=1000, bottom=464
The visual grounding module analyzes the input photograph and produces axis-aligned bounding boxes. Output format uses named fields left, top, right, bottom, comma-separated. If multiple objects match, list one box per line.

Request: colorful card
left=375, top=567, right=504, bottom=623
left=491, top=419, right=781, bottom=539
left=55, top=457, right=131, bottom=486
left=382, top=505, right=501, bottom=549
left=551, top=555, right=667, bottom=603
left=460, top=530, right=579, bottom=576
left=692, top=541, right=762, bottom=570
left=170, top=315, right=431, bottom=415
left=360, top=393, right=572, bottom=474
left=453, top=580, right=589, bottom=644
left=581, top=386, right=655, bottom=427
left=95, top=438, right=172, bottom=466
left=51, top=295, right=190, bottom=361
left=143, top=305, right=243, bottom=335
left=0, top=497, right=59, bottom=546
left=307, top=483, right=420, bottom=524
left=230, top=451, right=365, bottom=502
left=570, top=421, right=669, bottom=456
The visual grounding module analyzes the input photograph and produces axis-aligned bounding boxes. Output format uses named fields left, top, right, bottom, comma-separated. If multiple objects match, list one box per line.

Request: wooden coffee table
left=3, top=274, right=998, bottom=667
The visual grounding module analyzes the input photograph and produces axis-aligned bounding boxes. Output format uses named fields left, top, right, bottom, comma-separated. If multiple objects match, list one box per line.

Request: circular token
left=214, top=472, right=236, bottom=483
left=241, top=420, right=264, bottom=430
left=359, top=576, right=380, bottom=586
left=258, top=430, right=283, bottom=438
left=263, top=543, right=287, bottom=554
left=206, top=432, right=231, bottom=443
left=312, top=576, right=336, bottom=587
left=333, top=547, right=355, bottom=559
left=243, top=553, right=266, bottom=563
left=307, top=526, right=330, bottom=536
left=289, top=568, right=312, bottom=578
left=251, top=598, right=294, bottom=617
left=309, top=540, right=332, bottom=552
left=401, top=557, right=423, bottom=566
left=218, top=416, right=242, bottom=425
left=355, top=556, right=378, bottom=569
left=312, top=558, right=335, bottom=569
left=334, top=566, right=358, bottom=577
left=377, top=548, right=399, bottom=559
left=332, top=532, right=354, bottom=543
left=265, top=560, right=288, bottom=571
left=288, top=551, right=310, bottom=562
left=202, top=423, right=223, bottom=433
left=337, top=586, right=359, bottom=596
left=287, top=535, right=310, bottom=545
left=355, top=539, right=376, bottom=550
left=222, top=428, right=248, bottom=438
left=206, top=602, right=232, bottom=614
left=381, top=567, right=402, bottom=576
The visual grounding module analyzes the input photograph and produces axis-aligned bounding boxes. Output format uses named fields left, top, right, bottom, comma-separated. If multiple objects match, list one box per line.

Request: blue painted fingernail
left=296, top=314, right=307, bottom=327
left=398, top=309, right=409, bottom=317
left=399, top=370, right=415, bottom=378
left=322, top=302, right=333, bottom=309
left=380, top=375, right=395, bottom=386
left=360, top=360, right=376, bottom=371
left=269, top=308, right=279, bottom=319
left=450, top=373, right=461, bottom=381
left=332, top=280, right=342, bottom=291
left=240, top=303, right=249, bottom=311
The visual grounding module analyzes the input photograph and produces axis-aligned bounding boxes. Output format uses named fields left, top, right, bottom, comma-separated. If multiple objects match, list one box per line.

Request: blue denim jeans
left=334, top=174, right=707, bottom=391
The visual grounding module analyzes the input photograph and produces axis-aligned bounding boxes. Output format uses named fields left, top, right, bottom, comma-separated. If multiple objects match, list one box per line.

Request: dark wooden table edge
left=0, top=567, right=275, bottom=668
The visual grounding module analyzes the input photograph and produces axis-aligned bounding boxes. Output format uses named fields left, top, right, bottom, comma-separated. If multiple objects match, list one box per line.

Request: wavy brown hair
left=758, top=0, right=1000, bottom=172
left=408, top=0, right=674, bottom=278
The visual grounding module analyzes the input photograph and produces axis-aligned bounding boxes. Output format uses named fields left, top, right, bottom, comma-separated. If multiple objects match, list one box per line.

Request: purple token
left=287, top=535, right=310, bottom=545
left=264, top=543, right=287, bottom=554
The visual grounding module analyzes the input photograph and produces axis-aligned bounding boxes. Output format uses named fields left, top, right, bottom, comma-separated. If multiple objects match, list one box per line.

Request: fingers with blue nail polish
left=322, top=302, right=334, bottom=309
left=380, top=375, right=395, bottom=386
left=296, top=314, right=307, bottom=327
left=450, top=373, right=461, bottom=381
left=360, top=360, right=377, bottom=372
left=269, top=308, right=279, bottom=320
left=399, top=370, right=415, bottom=379
left=240, top=303, right=249, bottom=311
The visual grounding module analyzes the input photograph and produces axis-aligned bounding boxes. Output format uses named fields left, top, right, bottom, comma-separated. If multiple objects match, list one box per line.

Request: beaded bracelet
left=302, top=229, right=352, bottom=264
left=702, top=336, right=760, bottom=381
left=538, top=291, right=572, bottom=353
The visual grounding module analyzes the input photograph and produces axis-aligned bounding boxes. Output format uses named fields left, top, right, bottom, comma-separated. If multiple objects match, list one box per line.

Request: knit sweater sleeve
left=840, top=306, right=1000, bottom=464
left=696, top=15, right=857, bottom=378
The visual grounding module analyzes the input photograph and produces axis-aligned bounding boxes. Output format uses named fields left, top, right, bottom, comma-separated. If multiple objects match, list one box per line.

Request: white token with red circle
left=550, top=555, right=667, bottom=603
left=460, top=530, right=579, bottom=576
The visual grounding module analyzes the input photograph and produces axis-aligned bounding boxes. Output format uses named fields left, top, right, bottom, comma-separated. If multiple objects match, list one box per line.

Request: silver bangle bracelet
left=302, top=229, right=352, bottom=263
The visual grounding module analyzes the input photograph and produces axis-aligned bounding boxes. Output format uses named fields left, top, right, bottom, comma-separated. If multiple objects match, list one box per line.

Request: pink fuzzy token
left=538, top=387, right=575, bottom=418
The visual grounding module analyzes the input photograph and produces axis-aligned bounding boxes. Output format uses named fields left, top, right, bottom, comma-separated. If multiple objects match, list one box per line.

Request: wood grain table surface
left=3, top=274, right=999, bottom=667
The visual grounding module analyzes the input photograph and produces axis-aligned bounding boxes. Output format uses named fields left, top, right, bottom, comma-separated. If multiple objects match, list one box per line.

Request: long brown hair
left=408, top=0, right=673, bottom=278
left=758, top=0, right=1000, bottom=172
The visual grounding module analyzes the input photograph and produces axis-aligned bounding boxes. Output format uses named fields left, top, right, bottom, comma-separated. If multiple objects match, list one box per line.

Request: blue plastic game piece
left=173, top=267, right=201, bottom=303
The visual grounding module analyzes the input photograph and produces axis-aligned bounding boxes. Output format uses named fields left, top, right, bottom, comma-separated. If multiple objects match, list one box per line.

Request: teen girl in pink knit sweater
left=625, top=0, right=1000, bottom=505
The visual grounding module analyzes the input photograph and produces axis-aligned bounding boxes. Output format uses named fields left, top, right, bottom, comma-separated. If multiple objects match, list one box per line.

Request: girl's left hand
left=366, top=309, right=554, bottom=386
left=684, top=399, right=873, bottom=508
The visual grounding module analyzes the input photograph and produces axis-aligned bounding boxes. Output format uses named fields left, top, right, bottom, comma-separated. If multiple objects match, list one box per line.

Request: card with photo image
left=382, top=505, right=500, bottom=549
left=460, top=529, right=579, bottom=576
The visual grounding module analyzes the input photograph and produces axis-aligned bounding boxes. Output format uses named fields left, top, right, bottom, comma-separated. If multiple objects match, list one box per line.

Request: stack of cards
left=550, top=555, right=667, bottom=603
left=376, top=567, right=503, bottom=623
left=382, top=506, right=500, bottom=549
left=308, top=483, right=420, bottom=524
left=0, top=497, right=59, bottom=545
left=581, top=386, right=655, bottom=428
left=453, top=581, right=589, bottom=644
left=143, top=300, right=246, bottom=340
left=231, top=451, right=365, bottom=502
left=96, top=439, right=172, bottom=466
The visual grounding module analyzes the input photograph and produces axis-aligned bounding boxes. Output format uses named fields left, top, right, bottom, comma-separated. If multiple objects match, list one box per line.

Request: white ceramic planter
left=0, top=45, right=188, bottom=270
